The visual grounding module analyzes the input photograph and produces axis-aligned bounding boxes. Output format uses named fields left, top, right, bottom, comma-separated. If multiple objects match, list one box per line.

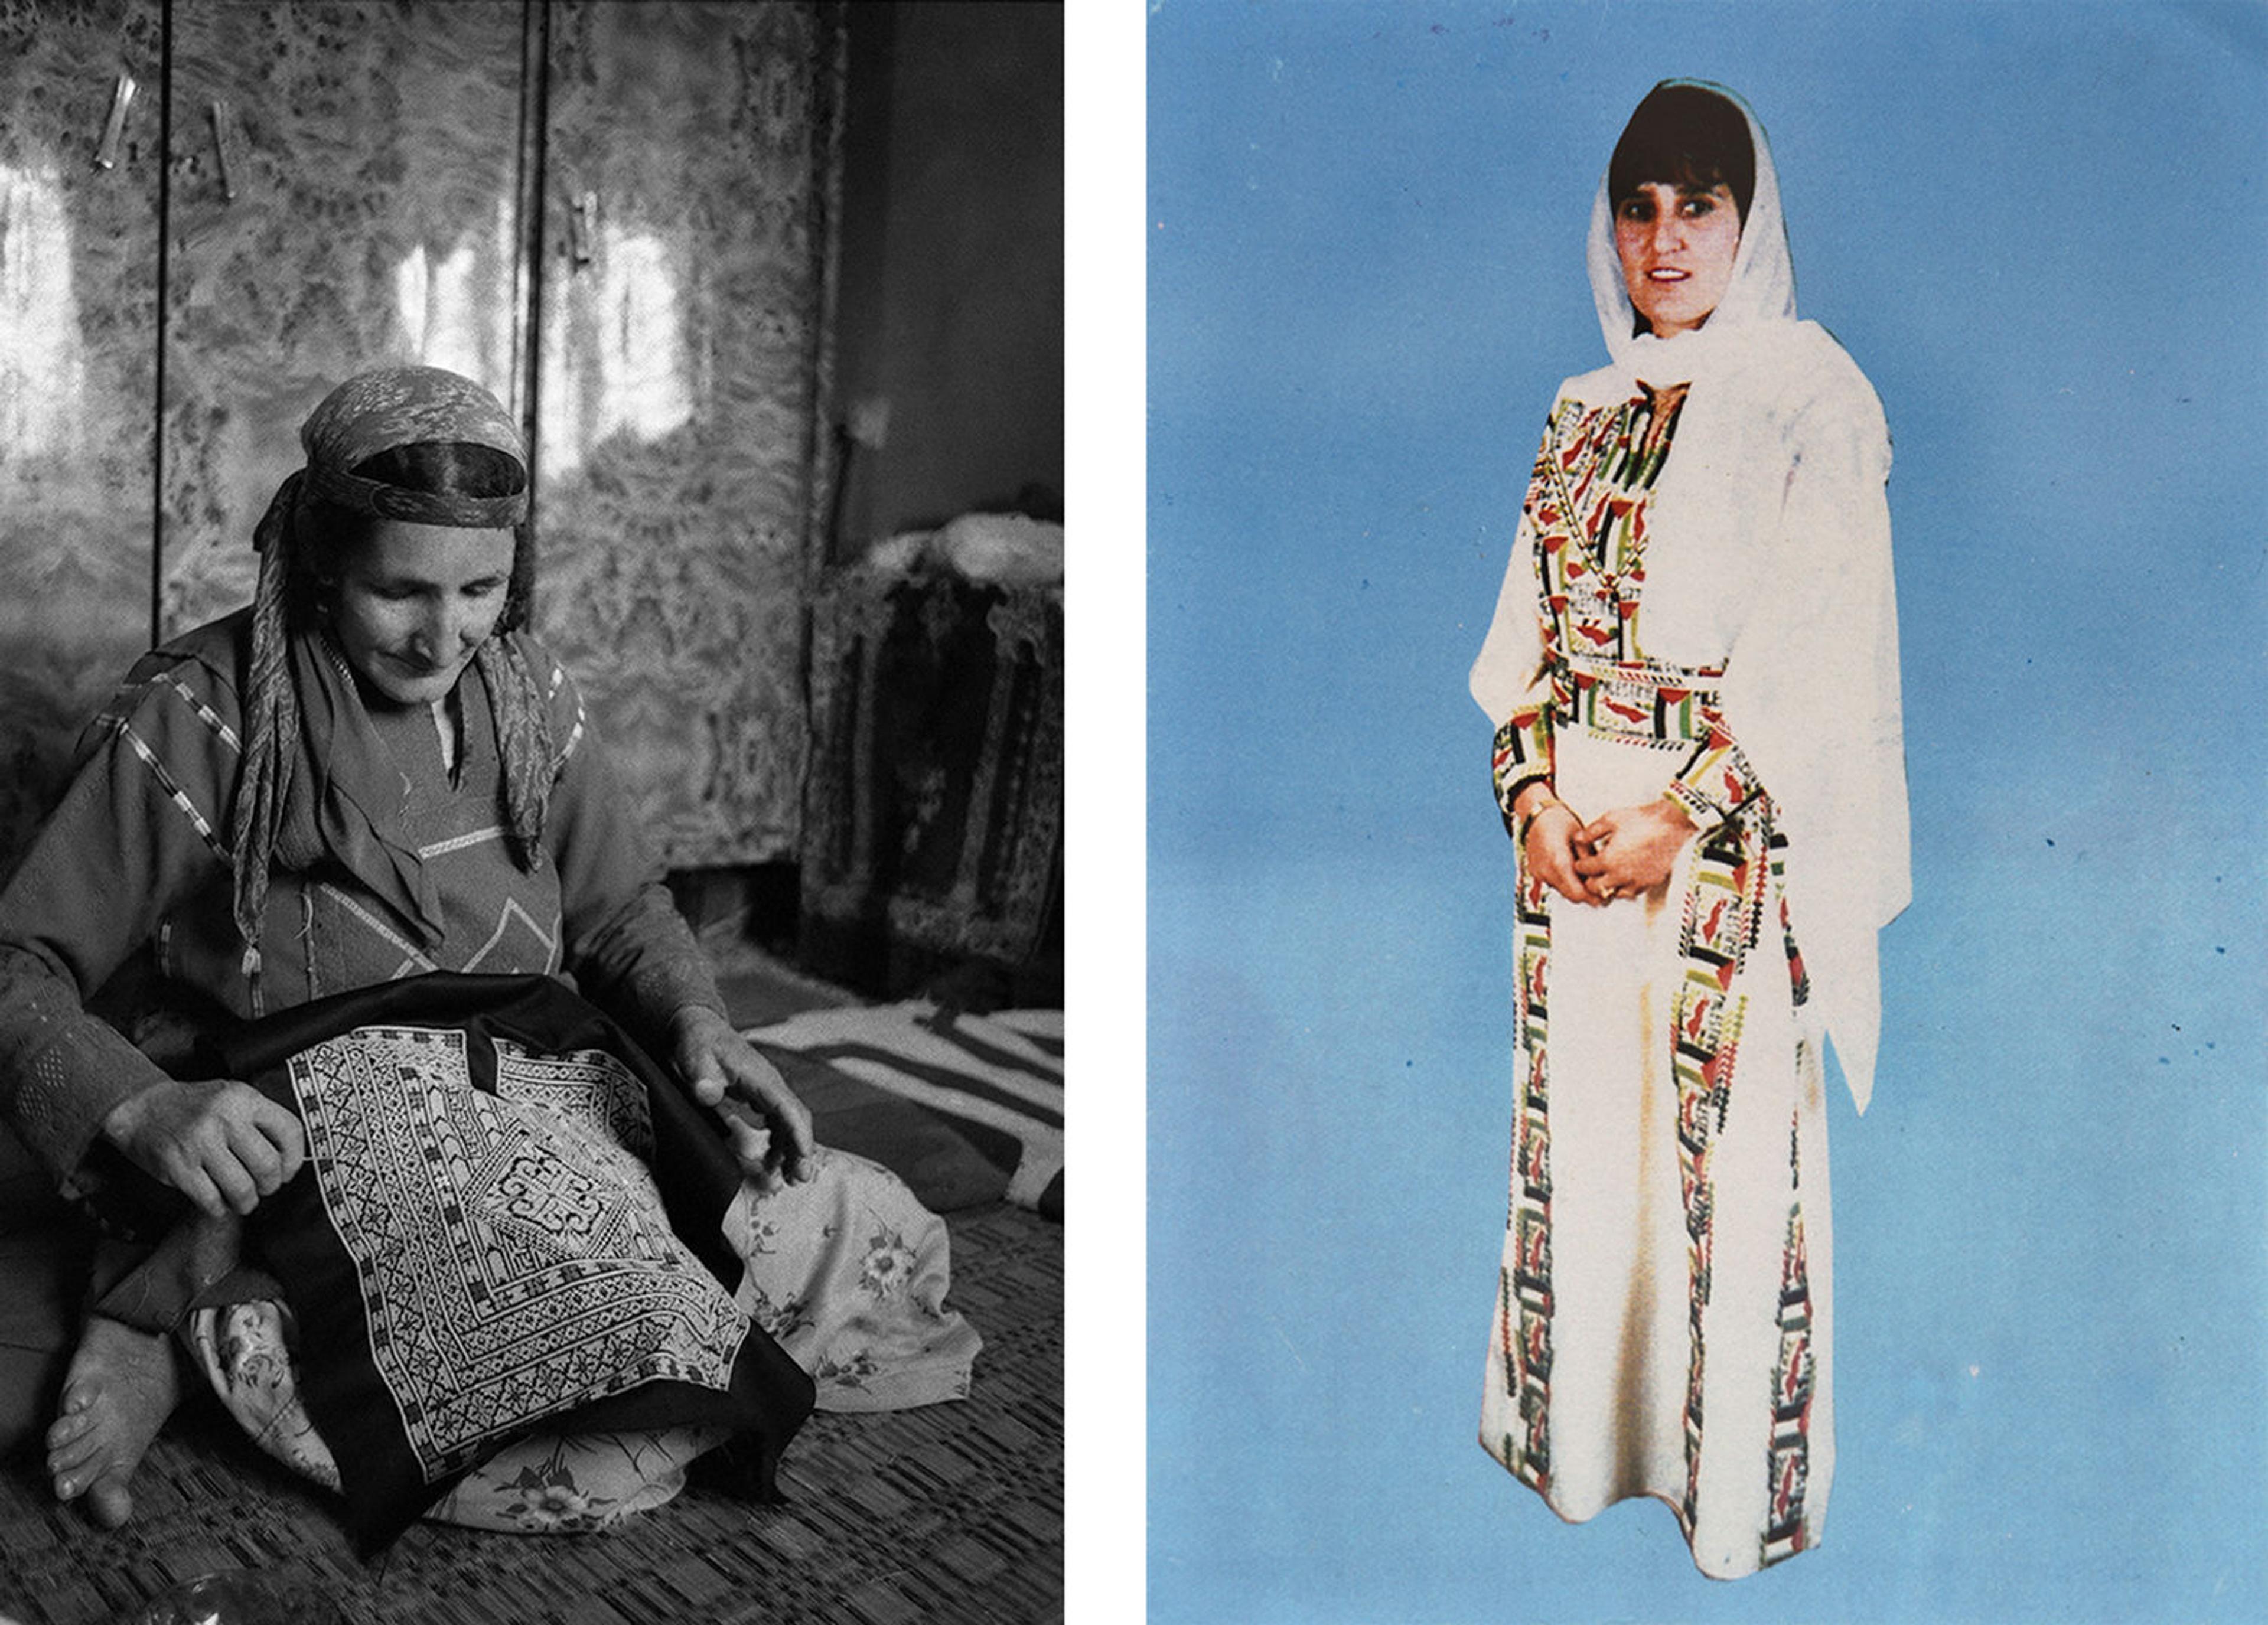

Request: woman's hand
left=100, top=1078, right=307, bottom=1219
left=1517, top=791, right=1597, bottom=908
left=1573, top=798, right=1698, bottom=903
left=671, top=1005, right=814, bottom=1189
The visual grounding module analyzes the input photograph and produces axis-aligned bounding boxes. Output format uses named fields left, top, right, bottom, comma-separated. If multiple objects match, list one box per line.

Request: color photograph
left=1150, top=2, right=2264, bottom=1619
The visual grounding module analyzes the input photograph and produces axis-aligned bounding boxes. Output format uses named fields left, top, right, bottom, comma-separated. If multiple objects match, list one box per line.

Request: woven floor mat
left=0, top=1203, right=1061, bottom=1625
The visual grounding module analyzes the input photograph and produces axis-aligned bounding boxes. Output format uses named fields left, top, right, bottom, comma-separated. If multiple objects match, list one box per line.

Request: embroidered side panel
left=1763, top=1100, right=1816, bottom=1567
left=1498, top=860, right=1556, bottom=1488
left=1669, top=808, right=1772, bottom=1529
left=1771, top=830, right=1810, bottom=1008
left=289, top=1024, right=749, bottom=1483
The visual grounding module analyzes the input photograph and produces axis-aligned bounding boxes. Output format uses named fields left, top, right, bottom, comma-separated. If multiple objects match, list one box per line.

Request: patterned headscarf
left=232, top=366, right=555, bottom=984
left=256, top=366, right=532, bottom=546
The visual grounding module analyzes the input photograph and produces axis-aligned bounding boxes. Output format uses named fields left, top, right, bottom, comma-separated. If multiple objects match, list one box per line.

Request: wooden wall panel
left=533, top=0, right=842, bottom=868
left=0, top=0, right=164, bottom=876
left=3, top=2, right=838, bottom=880
left=158, top=0, right=532, bottom=636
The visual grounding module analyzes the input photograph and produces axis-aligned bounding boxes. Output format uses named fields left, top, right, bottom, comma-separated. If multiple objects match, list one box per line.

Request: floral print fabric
left=191, top=1146, right=978, bottom=1532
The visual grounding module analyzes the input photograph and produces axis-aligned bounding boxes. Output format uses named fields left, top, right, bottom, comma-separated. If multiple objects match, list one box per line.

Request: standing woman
left=1471, top=82, right=1908, bottom=1578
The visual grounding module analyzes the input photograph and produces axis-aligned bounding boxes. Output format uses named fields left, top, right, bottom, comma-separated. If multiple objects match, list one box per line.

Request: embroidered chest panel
left=1525, top=382, right=1690, bottom=665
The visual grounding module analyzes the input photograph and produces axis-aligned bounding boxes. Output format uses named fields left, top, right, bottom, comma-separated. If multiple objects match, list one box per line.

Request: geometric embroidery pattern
left=1560, top=654, right=1726, bottom=746
left=1763, top=1099, right=1816, bottom=1567
left=286, top=1024, right=749, bottom=1483
left=1490, top=380, right=1823, bottom=1568
left=1670, top=807, right=1771, bottom=1531
left=1774, top=834, right=1810, bottom=1009
left=1497, top=382, right=1713, bottom=1503
left=1527, top=381, right=1689, bottom=668
left=1492, top=383, right=1692, bottom=831
left=1492, top=708, right=1553, bottom=834
left=1495, top=858, right=1556, bottom=1489
left=494, top=1037, right=658, bottom=1165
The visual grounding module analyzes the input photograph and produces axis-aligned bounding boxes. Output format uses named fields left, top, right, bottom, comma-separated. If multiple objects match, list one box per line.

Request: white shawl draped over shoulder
left=1470, top=81, right=1909, bottom=1111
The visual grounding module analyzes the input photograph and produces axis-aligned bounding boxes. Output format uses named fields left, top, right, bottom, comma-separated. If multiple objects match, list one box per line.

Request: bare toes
left=49, top=1435, right=105, bottom=1481
left=45, top=1315, right=180, bottom=1525
left=47, top=1407, right=99, bottom=1451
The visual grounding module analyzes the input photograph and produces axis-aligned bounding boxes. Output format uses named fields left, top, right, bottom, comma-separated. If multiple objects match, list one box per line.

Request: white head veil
left=1583, top=80, right=1797, bottom=378
left=1480, top=79, right=1910, bottom=1111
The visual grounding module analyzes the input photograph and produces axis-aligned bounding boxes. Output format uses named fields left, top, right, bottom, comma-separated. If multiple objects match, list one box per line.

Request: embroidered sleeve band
left=1665, top=725, right=1765, bottom=831
left=1493, top=706, right=1555, bottom=838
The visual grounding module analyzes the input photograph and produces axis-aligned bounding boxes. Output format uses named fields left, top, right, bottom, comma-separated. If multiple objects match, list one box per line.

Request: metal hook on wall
left=209, top=100, right=243, bottom=202
left=570, top=191, right=598, bottom=269
left=93, top=72, right=137, bottom=170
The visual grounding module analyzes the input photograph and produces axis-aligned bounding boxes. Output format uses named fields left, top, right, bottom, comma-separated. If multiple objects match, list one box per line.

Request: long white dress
left=1472, top=83, right=1908, bottom=1580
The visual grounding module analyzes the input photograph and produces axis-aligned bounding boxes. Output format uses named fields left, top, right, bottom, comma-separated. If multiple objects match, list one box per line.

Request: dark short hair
left=298, top=440, right=536, bottom=629
left=1608, top=83, right=1755, bottom=227
left=351, top=439, right=526, bottom=500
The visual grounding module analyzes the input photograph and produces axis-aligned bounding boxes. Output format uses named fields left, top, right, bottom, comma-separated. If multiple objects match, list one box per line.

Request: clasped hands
left=97, top=1003, right=815, bottom=1218
left=1517, top=788, right=1697, bottom=908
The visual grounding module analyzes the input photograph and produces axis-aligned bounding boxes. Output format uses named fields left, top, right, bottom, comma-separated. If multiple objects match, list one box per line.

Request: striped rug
left=747, top=1005, right=1063, bottom=1219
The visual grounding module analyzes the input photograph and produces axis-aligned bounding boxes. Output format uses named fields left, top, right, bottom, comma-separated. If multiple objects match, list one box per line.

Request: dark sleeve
left=0, top=656, right=240, bottom=1185
left=532, top=648, right=728, bottom=1053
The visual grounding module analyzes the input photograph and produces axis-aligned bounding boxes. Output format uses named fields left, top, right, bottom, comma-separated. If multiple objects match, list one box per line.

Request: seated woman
left=0, top=366, right=976, bottom=1532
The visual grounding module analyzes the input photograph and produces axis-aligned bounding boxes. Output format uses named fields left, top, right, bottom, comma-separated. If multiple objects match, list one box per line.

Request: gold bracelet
left=1516, top=796, right=1565, bottom=846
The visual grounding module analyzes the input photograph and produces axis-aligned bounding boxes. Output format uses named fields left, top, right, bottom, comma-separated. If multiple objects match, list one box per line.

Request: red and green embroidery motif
left=1497, top=862, right=1556, bottom=1488
left=1764, top=1101, right=1816, bottom=1567
left=1526, top=381, right=1690, bottom=668
left=1493, top=707, right=1553, bottom=833
left=1492, top=380, right=1826, bottom=1559
left=1664, top=720, right=1762, bottom=831
left=1774, top=835, right=1810, bottom=1009
left=1669, top=804, right=1778, bottom=1529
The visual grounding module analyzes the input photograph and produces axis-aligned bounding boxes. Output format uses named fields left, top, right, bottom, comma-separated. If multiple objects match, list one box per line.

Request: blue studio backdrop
left=1148, top=3, right=2265, bottom=1621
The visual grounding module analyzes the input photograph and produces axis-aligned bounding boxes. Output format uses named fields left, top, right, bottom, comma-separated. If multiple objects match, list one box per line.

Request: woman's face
left=1614, top=181, right=1742, bottom=337
left=327, top=519, right=515, bottom=707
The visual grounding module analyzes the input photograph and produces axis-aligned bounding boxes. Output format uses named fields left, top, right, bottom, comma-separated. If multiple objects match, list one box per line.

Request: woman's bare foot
left=46, top=1314, right=180, bottom=1528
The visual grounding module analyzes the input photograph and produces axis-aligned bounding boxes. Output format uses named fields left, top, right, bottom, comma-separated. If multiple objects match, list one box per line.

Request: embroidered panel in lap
left=286, top=1023, right=748, bottom=1482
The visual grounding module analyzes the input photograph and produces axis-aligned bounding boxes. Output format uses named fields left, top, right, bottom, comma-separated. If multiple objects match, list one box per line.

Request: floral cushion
left=188, top=1300, right=722, bottom=1532
left=188, top=1140, right=985, bottom=1532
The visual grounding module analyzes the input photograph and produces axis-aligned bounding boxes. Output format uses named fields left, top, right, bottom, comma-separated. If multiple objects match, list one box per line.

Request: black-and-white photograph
left=0, top=5, right=1063, bottom=1621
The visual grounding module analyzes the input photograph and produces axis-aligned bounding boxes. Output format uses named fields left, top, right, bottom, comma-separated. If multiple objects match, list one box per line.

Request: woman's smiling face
left=327, top=519, right=515, bottom=706
left=1614, top=180, right=1742, bottom=338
